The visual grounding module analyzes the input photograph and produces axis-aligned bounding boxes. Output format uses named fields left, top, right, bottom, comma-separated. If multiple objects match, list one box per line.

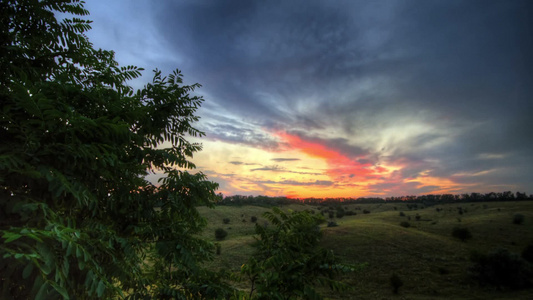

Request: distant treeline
left=217, top=191, right=532, bottom=207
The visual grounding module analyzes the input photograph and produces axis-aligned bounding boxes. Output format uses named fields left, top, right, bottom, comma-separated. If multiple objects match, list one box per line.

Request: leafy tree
left=452, top=227, right=472, bottom=242
left=241, top=208, right=356, bottom=299
left=0, top=1, right=231, bottom=299
left=215, top=228, right=228, bottom=241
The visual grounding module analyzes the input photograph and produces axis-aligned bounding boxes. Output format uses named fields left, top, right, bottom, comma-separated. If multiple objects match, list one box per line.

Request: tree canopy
left=0, top=0, right=229, bottom=298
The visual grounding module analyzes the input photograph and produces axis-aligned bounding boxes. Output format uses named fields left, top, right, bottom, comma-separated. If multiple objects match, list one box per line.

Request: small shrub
left=251, top=216, right=257, bottom=223
left=363, top=209, right=370, bottom=214
left=400, top=221, right=411, bottom=228
left=415, top=214, right=421, bottom=221
left=223, top=218, right=230, bottom=224
left=336, top=210, right=345, bottom=218
left=399, top=211, right=405, bottom=217
left=390, top=273, right=403, bottom=294
left=215, top=243, right=221, bottom=255
left=345, top=211, right=356, bottom=216
left=452, top=227, right=472, bottom=242
left=513, top=213, right=525, bottom=225
left=522, top=244, right=533, bottom=263
left=470, top=248, right=533, bottom=289
left=328, top=211, right=335, bottom=219
left=438, top=267, right=449, bottom=275
left=327, top=221, right=338, bottom=227
left=215, top=228, right=228, bottom=240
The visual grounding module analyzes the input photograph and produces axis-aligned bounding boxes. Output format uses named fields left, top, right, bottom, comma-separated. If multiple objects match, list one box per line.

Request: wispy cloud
left=271, top=158, right=301, bottom=162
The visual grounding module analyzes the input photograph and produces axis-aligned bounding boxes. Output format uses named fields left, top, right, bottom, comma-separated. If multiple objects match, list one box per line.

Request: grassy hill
left=198, top=201, right=533, bottom=299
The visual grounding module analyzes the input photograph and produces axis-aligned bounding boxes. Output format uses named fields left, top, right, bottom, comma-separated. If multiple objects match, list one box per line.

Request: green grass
left=199, top=201, right=533, bottom=299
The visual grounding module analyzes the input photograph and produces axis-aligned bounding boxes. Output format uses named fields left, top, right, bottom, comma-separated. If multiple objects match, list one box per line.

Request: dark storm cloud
left=149, top=0, right=533, bottom=193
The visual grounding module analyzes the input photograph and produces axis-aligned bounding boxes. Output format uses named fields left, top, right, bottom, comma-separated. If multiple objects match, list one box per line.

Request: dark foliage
left=400, top=221, right=411, bottom=228
left=452, top=227, right=472, bottom=242
left=522, top=244, right=533, bottom=263
left=223, top=218, right=231, bottom=224
left=215, top=228, right=228, bottom=240
left=470, top=248, right=533, bottom=289
left=327, top=221, right=339, bottom=227
left=250, top=216, right=257, bottom=223
left=390, top=273, right=403, bottom=294
left=513, top=213, right=525, bottom=225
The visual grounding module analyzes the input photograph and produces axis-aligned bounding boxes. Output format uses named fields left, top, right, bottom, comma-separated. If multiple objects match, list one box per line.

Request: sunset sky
left=85, top=0, right=532, bottom=198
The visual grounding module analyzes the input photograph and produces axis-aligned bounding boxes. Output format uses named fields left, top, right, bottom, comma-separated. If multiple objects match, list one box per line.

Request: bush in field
left=215, top=228, right=228, bottom=240
left=470, top=248, right=533, bottom=289
left=327, top=221, right=339, bottom=227
left=345, top=211, right=356, bottom=216
left=415, top=214, right=421, bottom=221
left=522, top=244, right=533, bottom=263
left=223, top=218, right=231, bottom=224
left=336, top=209, right=345, bottom=218
left=215, top=243, right=222, bottom=255
left=363, top=209, right=370, bottom=214
left=328, top=211, right=335, bottom=219
left=390, top=273, right=403, bottom=294
left=513, top=213, right=525, bottom=225
left=452, top=227, right=472, bottom=242
left=399, top=211, right=406, bottom=217
left=251, top=216, right=258, bottom=223
left=400, top=221, right=411, bottom=228
left=241, top=208, right=355, bottom=299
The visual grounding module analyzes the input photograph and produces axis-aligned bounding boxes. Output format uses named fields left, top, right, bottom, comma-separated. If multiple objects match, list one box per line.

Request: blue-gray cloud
left=87, top=0, right=533, bottom=195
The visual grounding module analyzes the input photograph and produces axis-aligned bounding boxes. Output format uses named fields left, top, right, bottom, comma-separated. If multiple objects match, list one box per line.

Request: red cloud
left=275, top=131, right=378, bottom=180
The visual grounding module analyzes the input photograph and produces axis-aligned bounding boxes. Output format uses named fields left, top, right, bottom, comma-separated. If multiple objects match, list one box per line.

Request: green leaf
left=50, top=281, right=70, bottom=299
left=22, top=263, right=34, bottom=279
left=96, top=280, right=105, bottom=298
left=35, top=282, right=48, bottom=300
left=3, top=232, right=22, bottom=243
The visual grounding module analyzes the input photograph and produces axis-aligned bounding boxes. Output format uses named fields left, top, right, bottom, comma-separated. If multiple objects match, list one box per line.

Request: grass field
left=198, top=201, right=533, bottom=299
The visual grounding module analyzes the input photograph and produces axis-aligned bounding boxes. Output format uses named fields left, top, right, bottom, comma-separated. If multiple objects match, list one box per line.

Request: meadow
left=198, top=201, right=533, bottom=299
